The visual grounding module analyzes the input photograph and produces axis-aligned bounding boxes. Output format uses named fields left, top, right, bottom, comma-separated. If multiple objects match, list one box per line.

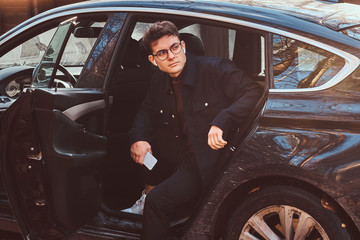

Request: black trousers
left=142, top=149, right=202, bottom=240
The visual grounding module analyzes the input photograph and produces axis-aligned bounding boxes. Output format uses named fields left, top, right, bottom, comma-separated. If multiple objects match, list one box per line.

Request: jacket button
left=172, top=115, right=175, bottom=118
left=160, top=110, right=163, bottom=113
left=205, top=102, right=208, bottom=106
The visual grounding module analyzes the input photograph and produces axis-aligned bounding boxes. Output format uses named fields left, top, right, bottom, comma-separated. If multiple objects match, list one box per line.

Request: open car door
left=0, top=14, right=124, bottom=239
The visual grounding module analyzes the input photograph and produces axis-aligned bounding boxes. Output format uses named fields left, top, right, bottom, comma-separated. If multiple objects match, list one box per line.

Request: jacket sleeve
left=210, top=58, right=263, bottom=133
left=128, top=73, right=161, bottom=146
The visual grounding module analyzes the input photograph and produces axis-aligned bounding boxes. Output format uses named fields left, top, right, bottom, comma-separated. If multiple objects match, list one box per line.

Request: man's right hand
left=130, top=141, right=152, bottom=165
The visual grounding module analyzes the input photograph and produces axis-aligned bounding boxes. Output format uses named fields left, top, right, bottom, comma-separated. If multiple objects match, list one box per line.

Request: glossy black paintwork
left=183, top=64, right=360, bottom=239
left=185, top=125, right=360, bottom=238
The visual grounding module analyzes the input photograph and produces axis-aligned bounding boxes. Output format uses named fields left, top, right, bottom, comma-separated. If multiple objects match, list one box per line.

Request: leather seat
left=180, top=33, right=205, bottom=56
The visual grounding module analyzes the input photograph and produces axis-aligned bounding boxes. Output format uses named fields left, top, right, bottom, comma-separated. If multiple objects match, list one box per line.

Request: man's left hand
left=208, top=125, right=227, bottom=150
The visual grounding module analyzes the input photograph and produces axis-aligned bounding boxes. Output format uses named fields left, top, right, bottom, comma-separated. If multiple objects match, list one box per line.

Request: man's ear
left=148, top=55, right=157, bottom=66
left=181, top=40, right=186, bottom=53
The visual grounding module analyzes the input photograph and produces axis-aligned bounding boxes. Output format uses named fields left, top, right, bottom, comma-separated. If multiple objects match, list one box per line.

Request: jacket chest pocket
left=191, top=82, right=223, bottom=115
left=193, top=98, right=222, bottom=120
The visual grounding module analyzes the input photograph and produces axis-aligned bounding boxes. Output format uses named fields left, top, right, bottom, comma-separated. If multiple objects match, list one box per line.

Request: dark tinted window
left=273, top=34, right=345, bottom=89
left=77, top=13, right=127, bottom=88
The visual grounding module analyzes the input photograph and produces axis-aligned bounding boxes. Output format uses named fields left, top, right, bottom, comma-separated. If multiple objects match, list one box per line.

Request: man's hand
left=208, top=125, right=227, bottom=150
left=130, top=141, right=152, bottom=165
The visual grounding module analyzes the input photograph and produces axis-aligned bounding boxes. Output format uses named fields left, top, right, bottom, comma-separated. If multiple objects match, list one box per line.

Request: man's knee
left=144, top=187, right=161, bottom=213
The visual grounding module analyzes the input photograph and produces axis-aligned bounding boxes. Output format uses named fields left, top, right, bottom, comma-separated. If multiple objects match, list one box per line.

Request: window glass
left=33, top=15, right=113, bottom=89
left=33, top=18, right=74, bottom=88
left=116, top=20, right=264, bottom=87
left=130, top=22, right=235, bottom=59
left=273, top=34, right=345, bottom=89
left=59, top=22, right=104, bottom=76
left=131, top=22, right=152, bottom=41
left=112, top=21, right=238, bottom=88
left=0, top=28, right=56, bottom=69
left=77, top=13, right=126, bottom=88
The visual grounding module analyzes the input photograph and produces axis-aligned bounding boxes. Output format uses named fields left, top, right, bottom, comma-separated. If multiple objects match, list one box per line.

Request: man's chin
left=169, top=68, right=183, bottom=78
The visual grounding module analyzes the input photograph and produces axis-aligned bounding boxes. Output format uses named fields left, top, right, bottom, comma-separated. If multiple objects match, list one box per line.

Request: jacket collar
left=182, top=53, right=196, bottom=88
left=164, top=53, right=196, bottom=92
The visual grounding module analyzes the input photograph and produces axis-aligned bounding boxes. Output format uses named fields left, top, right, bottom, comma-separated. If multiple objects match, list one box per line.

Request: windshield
left=0, top=29, right=56, bottom=69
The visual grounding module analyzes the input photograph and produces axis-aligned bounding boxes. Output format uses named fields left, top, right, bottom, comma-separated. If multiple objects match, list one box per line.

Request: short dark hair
left=142, top=21, right=180, bottom=54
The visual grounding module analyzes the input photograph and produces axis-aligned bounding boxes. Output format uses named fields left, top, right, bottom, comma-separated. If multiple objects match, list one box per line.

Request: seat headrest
left=180, top=33, right=205, bottom=56
left=122, top=38, right=142, bottom=67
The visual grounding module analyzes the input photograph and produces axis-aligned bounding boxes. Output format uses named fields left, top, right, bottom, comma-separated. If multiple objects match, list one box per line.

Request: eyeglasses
left=152, top=42, right=183, bottom=61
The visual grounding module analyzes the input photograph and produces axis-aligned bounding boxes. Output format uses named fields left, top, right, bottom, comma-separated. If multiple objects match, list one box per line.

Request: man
left=127, top=21, right=263, bottom=239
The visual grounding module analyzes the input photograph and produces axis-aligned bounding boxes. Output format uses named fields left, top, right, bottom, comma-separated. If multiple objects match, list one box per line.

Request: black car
left=0, top=0, right=360, bottom=239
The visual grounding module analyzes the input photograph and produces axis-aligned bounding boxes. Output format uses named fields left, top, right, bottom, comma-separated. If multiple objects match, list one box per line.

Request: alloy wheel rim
left=240, top=205, right=329, bottom=240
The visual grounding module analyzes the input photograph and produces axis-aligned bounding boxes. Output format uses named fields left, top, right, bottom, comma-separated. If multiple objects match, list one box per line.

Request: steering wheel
left=56, top=64, right=77, bottom=87
left=33, top=63, right=77, bottom=88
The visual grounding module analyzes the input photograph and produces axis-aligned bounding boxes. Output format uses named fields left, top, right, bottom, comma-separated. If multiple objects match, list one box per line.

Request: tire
left=224, top=185, right=351, bottom=240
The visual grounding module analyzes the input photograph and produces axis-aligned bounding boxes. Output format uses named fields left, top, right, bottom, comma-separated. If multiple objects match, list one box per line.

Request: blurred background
left=0, top=0, right=85, bottom=35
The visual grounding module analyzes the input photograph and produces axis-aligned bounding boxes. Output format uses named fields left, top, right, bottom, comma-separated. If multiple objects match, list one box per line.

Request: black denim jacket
left=129, top=53, right=263, bottom=186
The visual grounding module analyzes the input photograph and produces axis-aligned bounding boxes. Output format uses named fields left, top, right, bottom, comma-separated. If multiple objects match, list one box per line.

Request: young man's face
left=148, top=35, right=186, bottom=78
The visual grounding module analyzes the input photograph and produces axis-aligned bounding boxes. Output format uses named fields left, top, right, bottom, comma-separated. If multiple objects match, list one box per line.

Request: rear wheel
left=224, top=185, right=351, bottom=240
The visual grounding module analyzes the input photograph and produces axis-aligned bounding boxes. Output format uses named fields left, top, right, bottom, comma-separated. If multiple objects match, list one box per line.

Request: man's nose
left=167, top=50, right=175, bottom=59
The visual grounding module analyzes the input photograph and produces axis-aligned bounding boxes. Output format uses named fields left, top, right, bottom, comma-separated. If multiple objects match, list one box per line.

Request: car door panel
left=1, top=88, right=107, bottom=239
left=35, top=98, right=106, bottom=224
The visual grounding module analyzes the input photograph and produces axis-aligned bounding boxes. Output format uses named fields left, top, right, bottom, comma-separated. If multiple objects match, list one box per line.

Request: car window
left=0, top=23, right=103, bottom=74
left=60, top=22, right=105, bottom=76
left=110, top=21, right=240, bottom=90
left=76, top=13, right=126, bottom=88
left=32, top=13, right=124, bottom=89
left=0, top=28, right=56, bottom=69
left=33, top=18, right=75, bottom=88
left=272, top=34, right=345, bottom=89
left=130, top=22, right=235, bottom=60
left=114, top=20, right=263, bottom=88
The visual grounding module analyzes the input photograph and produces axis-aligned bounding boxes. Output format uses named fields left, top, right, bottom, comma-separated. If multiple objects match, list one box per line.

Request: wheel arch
left=212, top=175, right=360, bottom=239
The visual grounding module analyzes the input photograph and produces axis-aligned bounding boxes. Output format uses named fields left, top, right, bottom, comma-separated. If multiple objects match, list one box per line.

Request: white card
left=143, top=152, right=157, bottom=170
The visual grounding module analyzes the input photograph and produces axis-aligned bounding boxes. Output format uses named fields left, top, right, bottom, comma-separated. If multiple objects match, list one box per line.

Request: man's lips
left=168, top=62, right=179, bottom=67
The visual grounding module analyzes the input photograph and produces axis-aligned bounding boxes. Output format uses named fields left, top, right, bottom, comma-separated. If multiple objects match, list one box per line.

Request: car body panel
left=184, top=68, right=360, bottom=238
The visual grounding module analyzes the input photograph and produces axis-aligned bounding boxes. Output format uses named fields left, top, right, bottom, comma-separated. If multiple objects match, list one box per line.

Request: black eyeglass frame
left=152, top=42, right=183, bottom=61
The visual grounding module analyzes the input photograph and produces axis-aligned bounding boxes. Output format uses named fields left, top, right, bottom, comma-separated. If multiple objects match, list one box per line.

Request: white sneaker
left=121, top=190, right=146, bottom=215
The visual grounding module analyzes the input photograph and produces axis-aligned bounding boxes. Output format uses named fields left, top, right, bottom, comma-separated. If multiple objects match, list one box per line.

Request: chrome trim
left=2, top=6, right=359, bottom=93
left=63, top=99, right=105, bottom=121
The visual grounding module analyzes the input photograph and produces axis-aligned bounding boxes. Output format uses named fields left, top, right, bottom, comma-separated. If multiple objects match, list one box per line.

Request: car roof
left=1, top=0, right=360, bottom=52
left=223, top=0, right=360, bottom=25
left=75, top=0, right=360, bottom=29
